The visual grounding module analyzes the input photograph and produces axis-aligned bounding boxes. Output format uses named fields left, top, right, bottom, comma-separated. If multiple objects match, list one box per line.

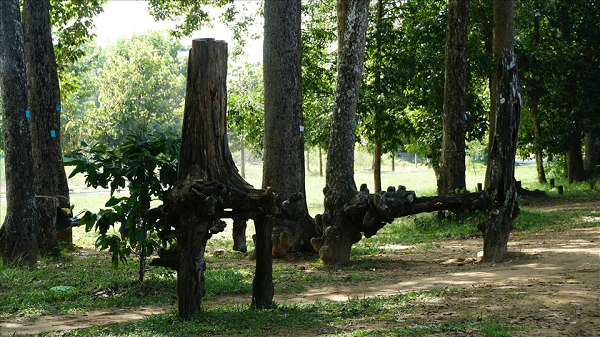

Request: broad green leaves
left=64, top=132, right=180, bottom=267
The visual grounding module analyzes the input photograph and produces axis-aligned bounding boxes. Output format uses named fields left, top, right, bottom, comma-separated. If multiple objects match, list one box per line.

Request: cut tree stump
left=149, top=38, right=303, bottom=319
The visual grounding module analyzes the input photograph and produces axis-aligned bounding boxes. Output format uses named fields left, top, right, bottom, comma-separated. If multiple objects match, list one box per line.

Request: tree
left=62, top=32, right=187, bottom=148
left=50, top=0, right=106, bottom=89
left=22, top=0, right=69, bottom=252
left=0, top=0, right=38, bottom=267
left=65, top=132, right=180, bottom=281
left=515, top=0, right=600, bottom=183
left=482, top=49, right=522, bottom=262
left=301, top=1, right=337, bottom=170
left=262, top=0, right=317, bottom=260
left=438, top=0, right=469, bottom=195
left=147, top=39, right=303, bottom=318
left=147, top=0, right=260, bottom=57
left=310, top=0, right=370, bottom=266
left=481, top=0, right=521, bottom=262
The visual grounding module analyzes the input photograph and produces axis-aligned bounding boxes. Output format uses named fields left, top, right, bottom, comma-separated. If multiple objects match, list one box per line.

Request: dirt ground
left=1, top=201, right=599, bottom=336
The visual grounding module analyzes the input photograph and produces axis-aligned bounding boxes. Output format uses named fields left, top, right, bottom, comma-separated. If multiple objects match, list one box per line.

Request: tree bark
left=319, top=146, right=323, bottom=177
left=311, top=0, right=370, bottom=266
left=151, top=39, right=304, bottom=318
left=528, top=16, right=547, bottom=184
left=22, top=0, right=70, bottom=252
left=567, top=123, right=586, bottom=183
left=373, top=137, right=382, bottom=192
left=372, top=0, right=384, bottom=194
left=584, top=132, right=600, bottom=177
left=0, top=0, right=38, bottom=267
left=482, top=49, right=522, bottom=262
left=170, top=38, right=251, bottom=319
left=529, top=99, right=547, bottom=184
left=263, top=0, right=316, bottom=258
left=486, top=0, right=514, bottom=178
left=438, top=0, right=469, bottom=195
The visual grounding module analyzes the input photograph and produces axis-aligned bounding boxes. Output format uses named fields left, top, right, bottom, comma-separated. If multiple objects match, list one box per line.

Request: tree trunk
left=482, top=49, right=522, bottom=262
left=373, top=137, right=382, bottom=193
left=0, top=0, right=38, bottom=267
left=567, top=123, right=586, bottom=183
left=22, top=0, right=70, bottom=252
left=311, top=0, right=370, bottom=266
left=172, top=38, right=252, bottom=319
left=391, top=154, right=395, bottom=172
left=240, top=138, right=246, bottom=179
left=152, top=38, right=303, bottom=318
left=319, top=146, right=323, bottom=177
left=487, top=0, right=514, bottom=173
left=529, top=100, right=547, bottom=184
left=438, top=0, right=469, bottom=195
left=306, top=149, right=311, bottom=172
left=263, top=0, right=316, bottom=259
left=528, top=15, right=547, bottom=185
left=251, top=216, right=273, bottom=308
left=584, top=132, right=600, bottom=177
left=372, top=0, right=384, bottom=194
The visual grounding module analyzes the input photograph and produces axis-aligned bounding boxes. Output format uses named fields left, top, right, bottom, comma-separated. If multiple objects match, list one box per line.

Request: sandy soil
left=2, top=201, right=599, bottom=336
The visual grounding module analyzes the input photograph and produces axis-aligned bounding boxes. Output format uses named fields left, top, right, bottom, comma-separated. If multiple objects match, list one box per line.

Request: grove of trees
left=1, top=0, right=599, bottom=320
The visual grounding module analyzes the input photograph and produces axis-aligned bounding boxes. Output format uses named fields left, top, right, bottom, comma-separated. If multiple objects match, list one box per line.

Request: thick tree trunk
left=263, top=0, right=316, bottom=258
left=22, top=0, right=70, bottom=252
left=439, top=0, right=469, bottom=195
left=151, top=39, right=304, bottom=318
left=311, top=0, right=370, bottom=266
left=584, top=132, right=600, bottom=177
left=567, top=124, right=586, bottom=183
left=0, top=0, right=38, bottom=267
left=487, top=0, right=514, bottom=171
left=171, top=39, right=251, bottom=319
left=482, top=49, right=522, bottom=262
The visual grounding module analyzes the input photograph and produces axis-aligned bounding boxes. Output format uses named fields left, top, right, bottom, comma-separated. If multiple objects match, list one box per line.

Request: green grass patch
left=0, top=255, right=176, bottom=319
left=44, top=288, right=518, bottom=337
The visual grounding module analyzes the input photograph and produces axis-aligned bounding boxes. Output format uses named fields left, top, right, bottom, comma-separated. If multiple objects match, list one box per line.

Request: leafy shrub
left=64, top=132, right=180, bottom=279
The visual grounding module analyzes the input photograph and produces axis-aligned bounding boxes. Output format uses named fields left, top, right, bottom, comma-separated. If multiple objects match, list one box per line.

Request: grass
left=32, top=288, right=520, bottom=337
left=0, top=153, right=598, bottom=336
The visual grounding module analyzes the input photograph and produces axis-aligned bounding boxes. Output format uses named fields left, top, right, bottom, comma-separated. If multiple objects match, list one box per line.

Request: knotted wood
left=150, top=39, right=303, bottom=319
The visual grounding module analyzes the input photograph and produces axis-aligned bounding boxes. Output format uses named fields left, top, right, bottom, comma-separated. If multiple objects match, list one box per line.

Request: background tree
left=227, top=60, right=265, bottom=164
left=0, top=0, right=38, bottom=267
left=301, top=0, right=337, bottom=175
left=355, top=0, right=490, bottom=184
left=438, top=0, right=469, bottom=195
left=515, top=0, right=600, bottom=184
left=262, top=0, right=317, bottom=258
left=50, top=0, right=106, bottom=91
left=23, top=0, right=69, bottom=252
left=147, top=0, right=260, bottom=57
left=62, top=32, right=187, bottom=148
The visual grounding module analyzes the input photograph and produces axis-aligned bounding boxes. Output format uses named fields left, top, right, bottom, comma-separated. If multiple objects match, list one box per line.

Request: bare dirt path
left=2, top=201, right=599, bottom=336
